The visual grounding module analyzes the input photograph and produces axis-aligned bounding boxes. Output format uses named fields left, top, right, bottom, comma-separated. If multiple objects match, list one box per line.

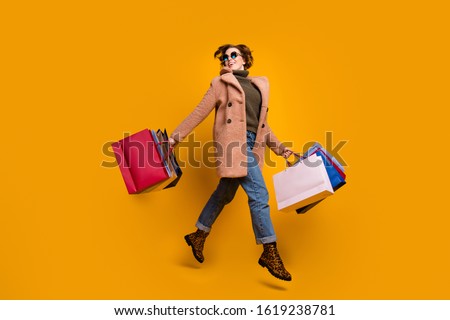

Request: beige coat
left=171, top=67, right=286, bottom=178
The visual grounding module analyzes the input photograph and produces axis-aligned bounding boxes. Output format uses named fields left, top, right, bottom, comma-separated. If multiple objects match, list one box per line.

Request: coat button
left=228, top=102, right=232, bottom=107
left=262, top=124, right=265, bottom=128
left=227, top=119, right=232, bottom=124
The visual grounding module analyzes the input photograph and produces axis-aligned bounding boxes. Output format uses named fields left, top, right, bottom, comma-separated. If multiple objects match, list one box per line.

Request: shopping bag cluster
left=112, top=128, right=182, bottom=194
left=273, top=143, right=346, bottom=213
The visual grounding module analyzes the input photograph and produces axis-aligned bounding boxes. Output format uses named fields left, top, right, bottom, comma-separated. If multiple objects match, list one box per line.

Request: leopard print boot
left=184, top=229, right=209, bottom=263
left=258, top=242, right=292, bottom=281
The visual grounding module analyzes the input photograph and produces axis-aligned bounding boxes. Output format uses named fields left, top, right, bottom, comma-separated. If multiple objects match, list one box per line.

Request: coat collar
left=219, top=67, right=268, bottom=107
left=219, top=67, right=243, bottom=93
left=219, top=67, right=266, bottom=88
left=220, top=67, right=233, bottom=76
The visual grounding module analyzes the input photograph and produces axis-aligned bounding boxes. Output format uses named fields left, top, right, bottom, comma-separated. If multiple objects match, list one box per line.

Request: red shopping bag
left=112, top=129, right=172, bottom=194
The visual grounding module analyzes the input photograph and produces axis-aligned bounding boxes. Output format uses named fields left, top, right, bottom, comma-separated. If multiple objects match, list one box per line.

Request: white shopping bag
left=273, top=153, right=334, bottom=212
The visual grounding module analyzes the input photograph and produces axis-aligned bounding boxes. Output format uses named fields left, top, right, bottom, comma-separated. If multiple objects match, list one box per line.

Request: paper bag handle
left=286, top=152, right=302, bottom=167
left=157, top=140, right=174, bottom=161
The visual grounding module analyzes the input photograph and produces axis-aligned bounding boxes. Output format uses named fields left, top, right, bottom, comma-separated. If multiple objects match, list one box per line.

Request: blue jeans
left=196, top=131, right=277, bottom=244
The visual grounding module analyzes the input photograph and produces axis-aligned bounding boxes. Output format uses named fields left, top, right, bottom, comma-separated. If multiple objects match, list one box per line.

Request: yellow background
left=1, top=0, right=449, bottom=299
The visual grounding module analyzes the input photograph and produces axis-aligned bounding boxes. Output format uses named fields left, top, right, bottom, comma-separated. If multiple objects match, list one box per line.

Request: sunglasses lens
left=230, top=52, right=237, bottom=59
left=222, top=54, right=229, bottom=62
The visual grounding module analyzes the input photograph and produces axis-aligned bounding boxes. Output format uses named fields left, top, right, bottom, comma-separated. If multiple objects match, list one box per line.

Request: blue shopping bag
left=303, top=142, right=346, bottom=175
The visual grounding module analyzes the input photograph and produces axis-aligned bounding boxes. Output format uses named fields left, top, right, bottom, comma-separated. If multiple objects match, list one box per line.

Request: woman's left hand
left=168, top=137, right=177, bottom=147
left=282, top=147, right=294, bottom=159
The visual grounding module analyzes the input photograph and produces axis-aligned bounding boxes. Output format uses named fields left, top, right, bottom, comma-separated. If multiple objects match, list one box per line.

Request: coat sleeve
left=170, top=83, right=217, bottom=143
left=265, top=122, right=287, bottom=156
left=257, top=76, right=286, bottom=156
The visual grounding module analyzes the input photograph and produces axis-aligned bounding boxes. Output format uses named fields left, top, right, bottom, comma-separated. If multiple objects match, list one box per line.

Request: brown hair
left=214, top=44, right=254, bottom=69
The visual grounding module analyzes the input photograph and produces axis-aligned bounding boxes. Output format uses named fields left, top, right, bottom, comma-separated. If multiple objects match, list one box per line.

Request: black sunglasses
left=222, top=51, right=241, bottom=62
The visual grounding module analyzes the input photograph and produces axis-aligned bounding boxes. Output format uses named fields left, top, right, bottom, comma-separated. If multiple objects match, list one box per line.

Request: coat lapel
left=220, top=68, right=244, bottom=94
left=249, top=77, right=268, bottom=108
left=219, top=68, right=269, bottom=126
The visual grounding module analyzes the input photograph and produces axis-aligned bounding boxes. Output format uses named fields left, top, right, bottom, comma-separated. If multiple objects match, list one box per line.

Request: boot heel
left=184, top=235, right=192, bottom=247
left=258, top=258, right=266, bottom=268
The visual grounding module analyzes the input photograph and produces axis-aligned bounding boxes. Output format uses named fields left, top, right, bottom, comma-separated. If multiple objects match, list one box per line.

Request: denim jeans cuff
left=196, top=221, right=211, bottom=233
left=256, top=235, right=277, bottom=245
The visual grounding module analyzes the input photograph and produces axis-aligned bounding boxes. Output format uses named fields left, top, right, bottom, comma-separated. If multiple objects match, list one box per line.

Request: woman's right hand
left=282, top=147, right=294, bottom=159
left=168, top=137, right=176, bottom=147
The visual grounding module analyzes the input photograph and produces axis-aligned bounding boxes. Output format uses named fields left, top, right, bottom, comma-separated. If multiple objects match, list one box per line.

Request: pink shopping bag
left=112, top=129, right=171, bottom=194
left=273, top=153, right=334, bottom=212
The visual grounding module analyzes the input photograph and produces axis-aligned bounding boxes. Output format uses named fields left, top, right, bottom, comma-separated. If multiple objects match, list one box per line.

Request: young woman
left=169, top=44, right=293, bottom=281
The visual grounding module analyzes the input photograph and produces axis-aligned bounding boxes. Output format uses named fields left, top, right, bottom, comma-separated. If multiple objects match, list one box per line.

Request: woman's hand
left=168, top=137, right=176, bottom=147
left=282, top=147, right=294, bottom=159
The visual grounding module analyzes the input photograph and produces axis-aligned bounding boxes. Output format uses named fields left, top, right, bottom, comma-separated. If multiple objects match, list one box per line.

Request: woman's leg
left=238, top=131, right=276, bottom=244
left=238, top=131, right=291, bottom=281
left=196, top=177, right=240, bottom=232
left=185, top=177, right=239, bottom=263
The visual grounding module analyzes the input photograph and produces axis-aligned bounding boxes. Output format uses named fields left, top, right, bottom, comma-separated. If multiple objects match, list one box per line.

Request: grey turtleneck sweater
left=233, top=69, right=262, bottom=133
